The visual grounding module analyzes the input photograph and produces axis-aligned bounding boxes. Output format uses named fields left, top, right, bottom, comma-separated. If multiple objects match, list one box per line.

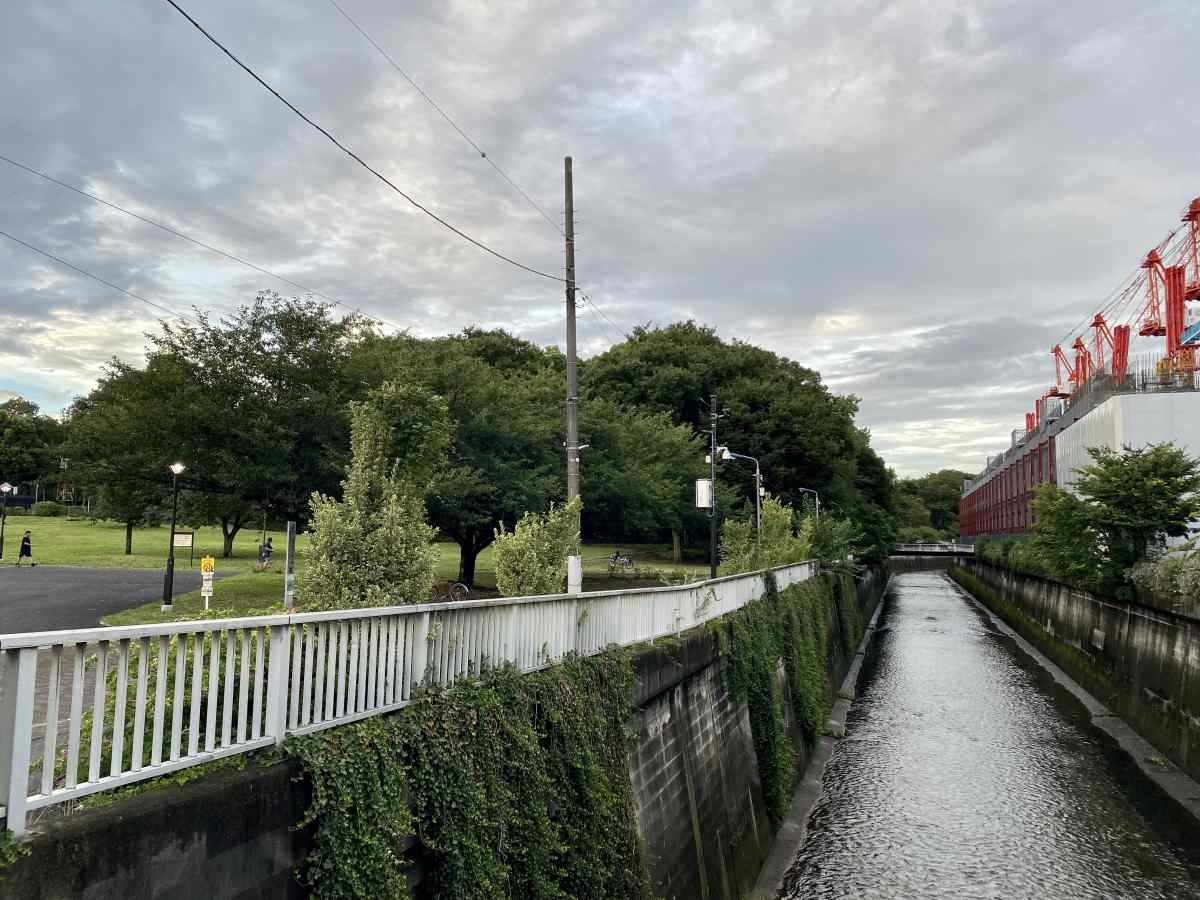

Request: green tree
left=0, top=397, right=62, bottom=487
left=720, top=494, right=812, bottom=573
left=492, top=498, right=582, bottom=597
left=895, top=469, right=972, bottom=536
left=1030, top=485, right=1106, bottom=589
left=1075, top=444, right=1200, bottom=579
left=299, top=384, right=442, bottom=610
left=350, top=329, right=563, bottom=585
left=582, top=321, right=896, bottom=559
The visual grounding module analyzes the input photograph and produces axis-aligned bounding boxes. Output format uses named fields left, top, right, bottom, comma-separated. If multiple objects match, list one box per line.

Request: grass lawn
left=1, top=516, right=707, bottom=626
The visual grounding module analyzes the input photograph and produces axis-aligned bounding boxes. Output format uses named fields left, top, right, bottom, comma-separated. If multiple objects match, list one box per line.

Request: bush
left=31, top=501, right=65, bottom=517
left=3, top=506, right=27, bottom=517
left=492, top=499, right=581, bottom=597
left=897, top=526, right=941, bottom=543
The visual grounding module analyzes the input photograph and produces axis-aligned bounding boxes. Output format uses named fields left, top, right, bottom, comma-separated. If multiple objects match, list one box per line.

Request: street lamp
left=161, top=462, right=186, bottom=611
left=0, top=482, right=12, bottom=560
left=718, top=447, right=763, bottom=556
left=796, top=487, right=820, bottom=521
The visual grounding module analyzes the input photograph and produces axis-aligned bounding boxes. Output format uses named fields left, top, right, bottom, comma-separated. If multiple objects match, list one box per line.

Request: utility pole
left=709, top=393, right=718, bottom=579
left=564, top=156, right=582, bottom=593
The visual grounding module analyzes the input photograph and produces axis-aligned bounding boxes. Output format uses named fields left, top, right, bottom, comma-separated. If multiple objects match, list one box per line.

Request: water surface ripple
left=782, top=571, right=1200, bottom=899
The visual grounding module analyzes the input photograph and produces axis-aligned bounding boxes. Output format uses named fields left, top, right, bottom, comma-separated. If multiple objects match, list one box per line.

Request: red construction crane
left=1090, top=312, right=1131, bottom=380
left=1072, top=336, right=1093, bottom=383
left=1184, top=197, right=1200, bottom=302
left=1138, top=249, right=1168, bottom=337
left=1051, top=343, right=1075, bottom=391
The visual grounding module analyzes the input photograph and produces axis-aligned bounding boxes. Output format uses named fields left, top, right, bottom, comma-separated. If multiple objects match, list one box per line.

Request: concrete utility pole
left=709, top=394, right=719, bottom=579
left=564, top=156, right=582, bottom=593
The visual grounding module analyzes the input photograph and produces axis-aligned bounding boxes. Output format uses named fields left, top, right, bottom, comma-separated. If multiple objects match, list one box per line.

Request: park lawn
left=102, top=540, right=705, bottom=626
left=2, top=515, right=304, bottom=573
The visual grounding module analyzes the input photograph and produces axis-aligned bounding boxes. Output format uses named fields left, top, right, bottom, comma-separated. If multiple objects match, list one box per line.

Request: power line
left=0, top=153, right=408, bottom=333
left=324, top=0, right=563, bottom=237
left=580, top=292, right=631, bottom=342
left=0, top=228, right=195, bottom=323
left=163, top=0, right=564, bottom=284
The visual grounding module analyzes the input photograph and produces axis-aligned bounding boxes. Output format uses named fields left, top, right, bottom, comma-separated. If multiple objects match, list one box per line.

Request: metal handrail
left=0, top=560, right=816, bottom=836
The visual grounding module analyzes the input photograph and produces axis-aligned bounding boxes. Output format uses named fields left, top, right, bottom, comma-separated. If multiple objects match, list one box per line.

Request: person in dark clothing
left=16, top=530, right=34, bottom=566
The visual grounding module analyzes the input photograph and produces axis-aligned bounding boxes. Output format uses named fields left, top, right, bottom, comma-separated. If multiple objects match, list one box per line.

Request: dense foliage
left=53, top=301, right=900, bottom=575
left=299, top=384, right=441, bottom=610
left=492, top=498, right=581, bottom=597
left=976, top=442, right=1200, bottom=603
left=0, top=397, right=62, bottom=488
left=718, top=572, right=865, bottom=827
left=894, top=468, right=971, bottom=539
left=291, top=652, right=650, bottom=899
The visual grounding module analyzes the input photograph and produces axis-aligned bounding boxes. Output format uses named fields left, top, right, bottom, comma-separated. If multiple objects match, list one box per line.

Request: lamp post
left=161, top=462, right=186, bottom=611
left=718, top=448, right=763, bottom=556
left=0, top=482, right=12, bottom=560
left=797, top=487, right=820, bottom=521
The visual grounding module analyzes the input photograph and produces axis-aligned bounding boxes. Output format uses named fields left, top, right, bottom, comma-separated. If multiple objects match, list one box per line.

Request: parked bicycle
left=608, top=550, right=633, bottom=570
left=432, top=581, right=470, bottom=602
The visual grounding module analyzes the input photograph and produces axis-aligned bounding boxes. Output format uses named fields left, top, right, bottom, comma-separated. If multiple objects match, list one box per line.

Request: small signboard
left=695, top=478, right=713, bottom=509
left=201, top=555, right=215, bottom=610
left=173, top=531, right=194, bottom=548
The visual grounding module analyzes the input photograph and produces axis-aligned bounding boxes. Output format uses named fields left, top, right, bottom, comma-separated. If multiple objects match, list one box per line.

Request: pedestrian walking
left=15, top=530, right=35, bottom=567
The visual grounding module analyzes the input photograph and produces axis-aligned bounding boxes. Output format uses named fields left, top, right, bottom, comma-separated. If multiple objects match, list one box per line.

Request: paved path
left=0, top=566, right=217, bottom=634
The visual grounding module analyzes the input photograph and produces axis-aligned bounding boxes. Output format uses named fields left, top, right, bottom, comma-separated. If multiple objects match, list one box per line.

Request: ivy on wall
left=719, top=571, right=866, bottom=828
left=290, top=651, right=651, bottom=899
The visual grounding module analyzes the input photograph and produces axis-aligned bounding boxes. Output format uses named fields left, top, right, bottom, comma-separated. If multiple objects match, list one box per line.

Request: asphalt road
left=0, top=565, right=218, bottom=633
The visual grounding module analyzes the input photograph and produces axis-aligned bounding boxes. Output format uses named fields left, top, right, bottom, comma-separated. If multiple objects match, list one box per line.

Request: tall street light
left=161, top=462, right=186, bottom=611
left=0, top=482, right=12, bottom=559
left=718, top=448, right=763, bottom=556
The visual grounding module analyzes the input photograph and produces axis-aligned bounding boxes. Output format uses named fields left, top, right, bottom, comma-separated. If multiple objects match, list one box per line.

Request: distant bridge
left=892, top=542, right=974, bottom=556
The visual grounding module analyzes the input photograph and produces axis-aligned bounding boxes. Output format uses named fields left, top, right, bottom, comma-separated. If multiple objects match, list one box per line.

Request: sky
left=2, top=0, right=1198, bottom=477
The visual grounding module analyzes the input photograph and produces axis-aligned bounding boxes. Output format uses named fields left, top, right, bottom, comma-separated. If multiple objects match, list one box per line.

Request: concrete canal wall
left=1, top=570, right=888, bottom=899
left=959, top=560, right=1200, bottom=784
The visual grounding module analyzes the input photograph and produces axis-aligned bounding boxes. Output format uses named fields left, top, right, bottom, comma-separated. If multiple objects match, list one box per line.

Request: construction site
left=960, top=197, right=1200, bottom=537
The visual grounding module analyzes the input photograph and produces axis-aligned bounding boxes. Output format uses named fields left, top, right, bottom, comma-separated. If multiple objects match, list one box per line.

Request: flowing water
left=782, top=571, right=1200, bottom=899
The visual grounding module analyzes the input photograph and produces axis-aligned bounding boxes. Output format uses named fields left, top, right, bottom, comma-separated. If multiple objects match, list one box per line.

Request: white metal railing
left=0, top=560, right=816, bottom=836
left=892, top=542, right=974, bottom=555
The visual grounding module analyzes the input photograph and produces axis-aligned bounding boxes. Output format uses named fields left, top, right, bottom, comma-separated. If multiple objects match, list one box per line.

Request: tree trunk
left=671, top=529, right=682, bottom=564
left=458, top=542, right=478, bottom=586
left=221, top=516, right=242, bottom=558
left=125, top=521, right=134, bottom=556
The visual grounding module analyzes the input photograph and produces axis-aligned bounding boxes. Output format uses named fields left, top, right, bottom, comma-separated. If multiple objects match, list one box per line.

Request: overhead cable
left=324, top=0, right=563, bottom=237
left=162, top=0, right=564, bottom=283
left=0, top=228, right=195, bottom=323
left=0, top=153, right=407, bottom=332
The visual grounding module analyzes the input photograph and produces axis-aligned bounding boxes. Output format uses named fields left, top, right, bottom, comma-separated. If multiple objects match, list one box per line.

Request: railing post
left=1, top=647, right=38, bottom=837
left=503, top=606, right=517, bottom=666
left=265, top=624, right=291, bottom=745
left=411, top=612, right=431, bottom=693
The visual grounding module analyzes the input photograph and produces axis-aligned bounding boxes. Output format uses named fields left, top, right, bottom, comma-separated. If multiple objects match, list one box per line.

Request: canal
left=782, top=571, right=1200, bottom=899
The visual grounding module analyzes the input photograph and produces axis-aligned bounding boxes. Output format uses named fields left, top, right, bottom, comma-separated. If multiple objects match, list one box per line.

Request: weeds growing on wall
left=290, top=650, right=651, bottom=900
left=718, top=571, right=864, bottom=828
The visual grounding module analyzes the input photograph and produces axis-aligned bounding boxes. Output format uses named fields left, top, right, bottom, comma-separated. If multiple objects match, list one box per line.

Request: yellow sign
left=200, top=556, right=215, bottom=574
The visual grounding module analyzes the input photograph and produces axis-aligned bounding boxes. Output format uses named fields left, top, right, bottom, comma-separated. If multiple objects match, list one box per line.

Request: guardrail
left=0, top=560, right=816, bottom=836
left=892, top=543, right=974, bottom=555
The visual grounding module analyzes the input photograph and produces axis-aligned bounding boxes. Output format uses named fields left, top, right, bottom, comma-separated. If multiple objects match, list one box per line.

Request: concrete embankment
left=954, top=560, right=1200, bottom=792
left=1, top=568, right=888, bottom=899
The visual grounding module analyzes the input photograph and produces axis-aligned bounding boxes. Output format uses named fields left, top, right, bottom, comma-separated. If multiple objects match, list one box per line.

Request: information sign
left=201, top=555, right=215, bottom=610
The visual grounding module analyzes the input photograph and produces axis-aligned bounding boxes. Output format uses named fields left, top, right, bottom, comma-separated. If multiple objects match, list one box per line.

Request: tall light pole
left=161, top=462, right=186, bottom=611
left=0, top=482, right=12, bottom=560
left=719, top=448, right=762, bottom=556
left=708, top=394, right=719, bottom=578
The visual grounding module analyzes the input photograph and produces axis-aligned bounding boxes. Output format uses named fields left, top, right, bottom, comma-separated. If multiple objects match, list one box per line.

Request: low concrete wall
left=2, top=570, right=888, bottom=899
left=962, top=560, right=1200, bottom=783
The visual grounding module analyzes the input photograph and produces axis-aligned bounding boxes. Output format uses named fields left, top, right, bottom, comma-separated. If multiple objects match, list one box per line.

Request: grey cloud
left=2, top=0, right=1198, bottom=475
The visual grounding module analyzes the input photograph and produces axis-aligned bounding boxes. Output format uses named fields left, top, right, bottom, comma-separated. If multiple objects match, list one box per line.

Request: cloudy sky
left=2, top=0, right=1198, bottom=476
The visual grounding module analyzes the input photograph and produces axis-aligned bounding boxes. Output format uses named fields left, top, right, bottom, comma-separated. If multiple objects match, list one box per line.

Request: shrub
left=3, top=506, right=26, bottom=517
left=492, top=499, right=581, bottom=597
left=31, top=501, right=65, bottom=517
